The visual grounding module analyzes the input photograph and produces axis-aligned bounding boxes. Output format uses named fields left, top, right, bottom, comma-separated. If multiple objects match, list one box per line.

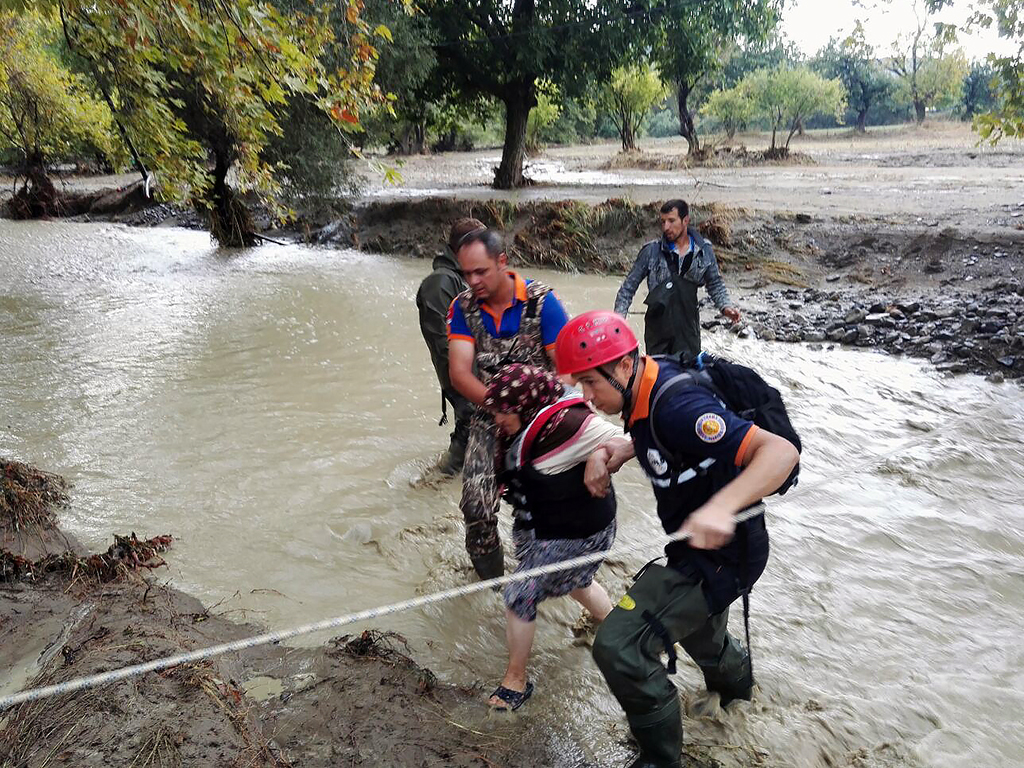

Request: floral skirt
left=503, top=519, right=616, bottom=621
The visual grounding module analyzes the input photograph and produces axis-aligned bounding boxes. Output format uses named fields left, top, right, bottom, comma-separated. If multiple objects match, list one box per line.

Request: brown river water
left=2, top=220, right=1023, bottom=767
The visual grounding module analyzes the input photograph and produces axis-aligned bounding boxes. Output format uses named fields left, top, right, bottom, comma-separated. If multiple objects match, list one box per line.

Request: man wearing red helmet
left=554, top=310, right=799, bottom=768
left=447, top=227, right=569, bottom=580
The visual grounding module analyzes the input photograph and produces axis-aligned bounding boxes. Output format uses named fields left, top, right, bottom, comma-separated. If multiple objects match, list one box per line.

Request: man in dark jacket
left=415, top=218, right=482, bottom=475
left=614, top=199, right=740, bottom=358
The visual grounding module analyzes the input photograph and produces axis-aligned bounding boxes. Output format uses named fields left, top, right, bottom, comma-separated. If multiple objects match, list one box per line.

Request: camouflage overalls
left=458, top=280, right=555, bottom=573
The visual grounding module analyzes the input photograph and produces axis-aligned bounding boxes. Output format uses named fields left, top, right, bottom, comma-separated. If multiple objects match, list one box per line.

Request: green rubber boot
left=700, top=650, right=753, bottom=707
left=625, top=701, right=683, bottom=768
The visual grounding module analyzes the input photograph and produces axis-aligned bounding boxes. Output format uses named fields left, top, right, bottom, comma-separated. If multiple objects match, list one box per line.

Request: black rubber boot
left=470, top=545, right=504, bottom=581
left=438, top=432, right=468, bottom=476
left=625, top=701, right=683, bottom=768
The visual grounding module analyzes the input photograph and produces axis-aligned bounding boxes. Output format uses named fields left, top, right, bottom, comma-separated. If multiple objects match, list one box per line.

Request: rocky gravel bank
left=711, top=279, right=1024, bottom=380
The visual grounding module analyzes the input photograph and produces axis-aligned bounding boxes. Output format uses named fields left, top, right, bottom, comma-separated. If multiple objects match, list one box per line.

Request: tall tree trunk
left=494, top=88, right=534, bottom=189
left=621, top=119, right=637, bottom=152
left=914, top=100, right=926, bottom=124
left=676, top=81, right=699, bottom=155
left=207, top=147, right=257, bottom=247
left=795, top=117, right=805, bottom=136
left=9, top=150, right=61, bottom=219
left=856, top=108, right=868, bottom=133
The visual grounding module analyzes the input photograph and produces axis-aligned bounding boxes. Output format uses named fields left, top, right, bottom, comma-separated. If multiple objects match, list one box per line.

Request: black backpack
left=649, top=353, right=802, bottom=495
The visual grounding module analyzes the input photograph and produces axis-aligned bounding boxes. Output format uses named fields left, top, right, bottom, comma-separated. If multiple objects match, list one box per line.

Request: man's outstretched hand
left=721, top=306, right=741, bottom=324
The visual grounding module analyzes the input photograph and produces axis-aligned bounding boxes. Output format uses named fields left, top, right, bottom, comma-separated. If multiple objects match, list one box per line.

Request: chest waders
left=456, top=281, right=553, bottom=580
left=643, top=250, right=700, bottom=358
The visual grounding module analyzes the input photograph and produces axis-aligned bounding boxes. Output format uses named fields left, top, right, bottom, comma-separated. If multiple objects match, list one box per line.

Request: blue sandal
left=489, top=681, right=534, bottom=711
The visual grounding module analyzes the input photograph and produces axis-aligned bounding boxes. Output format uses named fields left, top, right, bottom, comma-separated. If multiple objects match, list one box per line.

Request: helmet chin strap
left=597, top=353, right=640, bottom=423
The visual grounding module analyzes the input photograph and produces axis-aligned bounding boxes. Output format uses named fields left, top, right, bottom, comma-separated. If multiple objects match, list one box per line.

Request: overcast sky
left=782, top=0, right=1018, bottom=59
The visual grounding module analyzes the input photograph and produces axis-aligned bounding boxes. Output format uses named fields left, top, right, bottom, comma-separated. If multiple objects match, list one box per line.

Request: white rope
left=0, top=408, right=978, bottom=711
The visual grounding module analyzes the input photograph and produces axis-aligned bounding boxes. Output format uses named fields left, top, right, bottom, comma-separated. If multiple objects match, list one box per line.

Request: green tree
left=652, top=0, right=781, bottom=155
left=719, top=32, right=802, bottom=86
left=0, top=11, right=120, bottom=216
left=598, top=63, right=667, bottom=151
left=358, top=0, right=438, bottom=154
left=815, top=24, right=895, bottom=132
left=420, top=1, right=652, bottom=188
left=525, top=87, right=560, bottom=153
left=4, top=0, right=396, bottom=244
left=961, top=62, right=998, bottom=119
left=887, top=1, right=967, bottom=123
left=702, top=85, right=755, bottom=139
left=541, top=95, right=598, bottom=144
left=926, top=0, right=1023, bottom=140
left=743, top=67, right=846, bottom=154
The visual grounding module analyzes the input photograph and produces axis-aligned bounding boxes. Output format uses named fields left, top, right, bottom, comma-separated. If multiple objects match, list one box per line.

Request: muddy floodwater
left=2, top=220, right=1023, bottom=767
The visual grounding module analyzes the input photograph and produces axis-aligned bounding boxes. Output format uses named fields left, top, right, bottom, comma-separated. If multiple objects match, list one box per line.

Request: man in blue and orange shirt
left=447, top=227, right=569, bottom=580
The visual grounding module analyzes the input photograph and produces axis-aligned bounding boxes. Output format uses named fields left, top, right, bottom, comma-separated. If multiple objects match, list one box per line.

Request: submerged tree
left=420, top=0, right=651, bottom=189
left=0, top=11, right=120, bottom=217
left=2, top=0, right=397, bottom=245
left=598, top=63, right=667, bottom=152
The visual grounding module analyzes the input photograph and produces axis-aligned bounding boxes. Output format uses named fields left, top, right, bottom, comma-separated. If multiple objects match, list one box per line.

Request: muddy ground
left=0, top=513, right=582, bottom=767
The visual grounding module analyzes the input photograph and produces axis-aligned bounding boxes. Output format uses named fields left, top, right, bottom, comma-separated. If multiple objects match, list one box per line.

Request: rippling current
left=2, top=220, right=1022, bottom=767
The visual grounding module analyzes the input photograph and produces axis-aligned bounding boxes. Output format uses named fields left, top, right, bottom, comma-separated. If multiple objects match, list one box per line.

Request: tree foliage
left=651, top=0, right=781, bottom=155
left=961, top=62, right=998, bottom=119
left=598, top=63, right=667, bottom=151
left=927, top=0, right=1024, bottom=142
left=741, top=67, right=846, bottom=153
left=719, top=32, right=803, bottom=87
left=525, top=86, right=561, bottom=153
left=419, top=0, right=653, bottom=188
left=0, top=11, right=119, bottom=172
left=1, top=0, right=398, bottom=243
left=887, top=1, right=967, bottom=123
left=702, top=85, right=755, bottom=138
left=358, top=0, right=438, bottom=154
left=815, top=24, right=895, bottom=132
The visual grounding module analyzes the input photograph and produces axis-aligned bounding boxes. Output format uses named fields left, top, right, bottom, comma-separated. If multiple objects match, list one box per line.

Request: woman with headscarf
left=482, top=363, right=622, bottom=711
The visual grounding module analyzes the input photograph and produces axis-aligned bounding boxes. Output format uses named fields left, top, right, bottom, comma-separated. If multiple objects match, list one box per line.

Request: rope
left=0, top=407, right=984, bottom=711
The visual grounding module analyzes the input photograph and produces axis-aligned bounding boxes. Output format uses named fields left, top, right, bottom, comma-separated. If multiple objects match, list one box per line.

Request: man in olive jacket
left=415, top=219, right=483, bottom=475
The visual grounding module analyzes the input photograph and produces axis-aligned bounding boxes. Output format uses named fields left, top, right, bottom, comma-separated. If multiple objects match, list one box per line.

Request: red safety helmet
left=555, top=310, right=639, bottom=376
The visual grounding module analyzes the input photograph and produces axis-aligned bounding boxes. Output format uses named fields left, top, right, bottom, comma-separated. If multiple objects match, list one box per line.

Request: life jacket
left=456, top=279, right=553, bottom=386
left=500, top=395, right=616, bottom=541
left=648, top=352, right=802, bottom=495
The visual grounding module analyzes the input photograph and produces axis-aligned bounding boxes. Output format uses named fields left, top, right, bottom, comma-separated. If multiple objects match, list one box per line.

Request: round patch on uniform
left=695, top=413, right=726, bottom=443
left=617, top=595, right=636, bottom=610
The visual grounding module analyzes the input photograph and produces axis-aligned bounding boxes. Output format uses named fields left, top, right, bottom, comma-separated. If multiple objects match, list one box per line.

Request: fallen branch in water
left=0, top=532, right=172, bottom=585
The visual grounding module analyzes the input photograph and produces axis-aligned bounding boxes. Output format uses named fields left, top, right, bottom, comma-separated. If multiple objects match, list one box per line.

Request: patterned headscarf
left=485, top=365, right=590, bottom=472
left=483, top=363, right=564, bottom=427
